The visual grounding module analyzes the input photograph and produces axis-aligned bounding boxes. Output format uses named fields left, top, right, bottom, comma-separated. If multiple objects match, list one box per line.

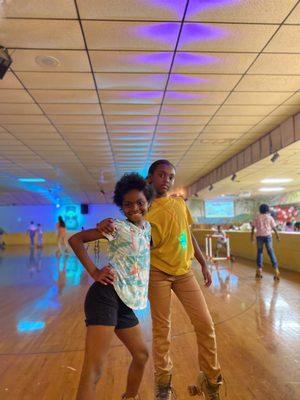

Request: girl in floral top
left=69, top=173, right=153, bottom=400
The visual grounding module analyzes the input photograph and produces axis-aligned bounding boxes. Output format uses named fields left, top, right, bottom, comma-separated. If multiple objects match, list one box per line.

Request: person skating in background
left=251, top=204, right=280, bottom=281
left=36, top=223, right=43, bottom=248
left=56, top=216, right=69, bottom=254
left=27, top=221, right=36, bottom=247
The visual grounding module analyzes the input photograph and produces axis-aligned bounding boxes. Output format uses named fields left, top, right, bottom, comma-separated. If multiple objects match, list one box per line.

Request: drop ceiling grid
left=0, top=1, right=300, bottom=204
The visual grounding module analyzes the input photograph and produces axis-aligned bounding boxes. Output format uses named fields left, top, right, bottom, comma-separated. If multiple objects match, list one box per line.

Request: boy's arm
left=68, top=229, right=114, bottom=284
left=251, top=225, right=255, bottom=242
left=191, top=232, right=212, bottom=287
left=273, top=226, right=280, bottom=241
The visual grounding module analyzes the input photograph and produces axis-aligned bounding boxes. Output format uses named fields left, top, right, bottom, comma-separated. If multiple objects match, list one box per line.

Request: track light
left=208, top=184, right=213, bottom=191
left=0, top=47, right=12, bottom=80
left=194, top=193, right=199, bottom=197
left=271, top=152, right=280, bottom=163
left=100, top=189, right=105, bottom=195
left=231, top=173, right=237, bottom=181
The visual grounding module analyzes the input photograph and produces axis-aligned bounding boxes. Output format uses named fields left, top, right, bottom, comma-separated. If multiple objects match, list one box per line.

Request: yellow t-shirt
left=145, top=196, right=194, bottom=276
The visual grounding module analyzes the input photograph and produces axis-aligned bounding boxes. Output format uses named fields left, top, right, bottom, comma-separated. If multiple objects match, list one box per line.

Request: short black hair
left=148, top=159, right=176, bottom=176
left=113, top=173, right=153, bottom=208
left=259, top=204, right=270, bottom=214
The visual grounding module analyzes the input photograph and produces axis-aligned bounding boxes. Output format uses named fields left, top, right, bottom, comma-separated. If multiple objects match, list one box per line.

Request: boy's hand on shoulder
left=96, top=218, right=115, bottom=235
left=92, top=265, right=115, bottom=285
left=201, top=264, right=212, bottom=287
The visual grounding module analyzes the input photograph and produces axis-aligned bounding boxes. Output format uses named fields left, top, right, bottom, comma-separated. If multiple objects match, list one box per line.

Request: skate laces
left=200, top=374, right=227, bottom=400
left=155, top=383, right=177, bottom=400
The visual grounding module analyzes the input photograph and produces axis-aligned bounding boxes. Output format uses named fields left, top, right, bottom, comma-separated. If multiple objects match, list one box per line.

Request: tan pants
left=148, top=266, right=221, bottom=384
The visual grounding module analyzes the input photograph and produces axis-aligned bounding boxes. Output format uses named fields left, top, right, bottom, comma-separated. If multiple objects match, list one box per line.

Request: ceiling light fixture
left=208, top=184, right=213, bottom=191
left=231, top=173, right=237, bottom=181
left=270, top=152, right=280, bottom=163
left=0, top=46, right=12, bottom=79
left=18, top=178, right=46, bottom=183
left=261, top=178, right=293, bottom=183
left=259, top=187, right=284, bottom=192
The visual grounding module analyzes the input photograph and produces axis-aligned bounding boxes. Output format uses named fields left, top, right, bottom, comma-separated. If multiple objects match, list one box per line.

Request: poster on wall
left=63, top=205, right=80, bottom=230
left=205, top=200, right=234, bottom=218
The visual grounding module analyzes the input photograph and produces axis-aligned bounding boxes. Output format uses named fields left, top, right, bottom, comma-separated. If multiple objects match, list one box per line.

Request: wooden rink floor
left=0, top=245, right=299, bottom=400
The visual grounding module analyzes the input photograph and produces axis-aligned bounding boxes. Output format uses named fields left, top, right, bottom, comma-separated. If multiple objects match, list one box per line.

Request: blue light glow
left=136, top=23, right=180, bottom=46
left=179, top=231, right=188, bottom=249
left=18, top=178, right=46, bottom=183
left=134, top=52, right=173, bottom=66
left=17, top=320, right=45, bottom=333
left=179, top=23, right=227, bottom=47
left=174, top=52, right=218, bottom=67
left=169, top=74, right=210, bottom=87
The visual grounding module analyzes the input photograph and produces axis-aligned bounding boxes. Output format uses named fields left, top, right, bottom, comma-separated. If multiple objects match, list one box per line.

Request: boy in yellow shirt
left=98, top=160, right=223, bottom=400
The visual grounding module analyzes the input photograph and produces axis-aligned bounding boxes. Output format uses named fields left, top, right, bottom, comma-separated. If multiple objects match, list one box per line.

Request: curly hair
left=113, top=173, right=153, bottom=208
left=259, top=204, right=270, bottom=214
left=148, top=159, right=176, bottom=176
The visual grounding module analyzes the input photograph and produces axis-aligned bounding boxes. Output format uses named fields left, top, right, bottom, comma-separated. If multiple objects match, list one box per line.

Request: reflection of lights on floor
left=17, top=320, right=45, bottom=333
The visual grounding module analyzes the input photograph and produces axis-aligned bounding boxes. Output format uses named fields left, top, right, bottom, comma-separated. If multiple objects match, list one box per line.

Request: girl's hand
left=92, top=266, right=115, bottom=285
left=201, top=265, right=212, bottom=287
left=96, top=218, right=115, bottom=235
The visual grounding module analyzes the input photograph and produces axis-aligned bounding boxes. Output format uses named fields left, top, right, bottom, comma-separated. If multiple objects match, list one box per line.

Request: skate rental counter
left=192, top=229, right=300, bottom=272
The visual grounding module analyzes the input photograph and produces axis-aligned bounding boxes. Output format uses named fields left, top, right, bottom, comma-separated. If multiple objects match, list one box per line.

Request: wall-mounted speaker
left=80, top=204, right=89, bottom=214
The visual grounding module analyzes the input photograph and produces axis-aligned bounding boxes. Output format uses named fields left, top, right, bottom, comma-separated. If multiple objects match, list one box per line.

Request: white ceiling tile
left=11, top=50, right=91, bottom=72
left=186, top=0, right=297, bottom=23
left=173, top=52, right=256, bottom=74
left=90, top=51, right=173, bottom=73
left=83, top=21, right=180, bottom=51
left=77, top=0, right=186, bottom=20
left=264, top=25, right=300, bottom=53
left=17, top=72, right=95, bottom=90
left=2, top=0, right=77, bottom=18
left=0, top=20, right=84, bottom=49
left=164, top=91, right=229, bottom=104
left=168, top=73, right=240, bottom=91
left=96, top=73, right=168, bottom=90
left=30, top=90, right=98, bottom=103
left=178, top=23, right=277, bottom=52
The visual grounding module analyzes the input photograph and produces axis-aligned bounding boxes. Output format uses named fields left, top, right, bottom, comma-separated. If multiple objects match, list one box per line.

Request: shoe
left=197, top=372, right=223, bottom=400
left=155, top=375, right=175, bottom=400
left=255, top=269, right=263, bottom=279
left=274, top=269, right=280, bottom=281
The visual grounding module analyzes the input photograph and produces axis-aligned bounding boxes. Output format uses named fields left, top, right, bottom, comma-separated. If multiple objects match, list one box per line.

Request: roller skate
left=188, top=372, right=223, bottom=399
left=155, top=375, right=176, bottom=399
left=255, top=268, right=263, bottom=279
left=273, top=268, right=280, bottom=281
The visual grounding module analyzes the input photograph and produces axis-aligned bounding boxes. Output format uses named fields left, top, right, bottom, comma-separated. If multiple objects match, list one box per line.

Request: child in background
left=215, top=225, right=227, bottom=257
left=27, top=221, right=36, bottom=247
left=36, top=223, right=43, bottom=248
left=98, top=160, right=223, bottom=400
left=56, top=216, right=69, bottom=254
left=251, top=204, right=280, bottom=281
left=69, top=173, right=153, bottom=400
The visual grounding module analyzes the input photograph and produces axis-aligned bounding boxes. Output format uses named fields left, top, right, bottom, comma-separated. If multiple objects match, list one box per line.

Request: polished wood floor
left=0, top=245, right=299, bottom=400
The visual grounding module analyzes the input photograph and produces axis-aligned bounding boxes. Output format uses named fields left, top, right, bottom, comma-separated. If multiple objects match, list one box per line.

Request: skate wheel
left=188, top=385, right=201, bottom=396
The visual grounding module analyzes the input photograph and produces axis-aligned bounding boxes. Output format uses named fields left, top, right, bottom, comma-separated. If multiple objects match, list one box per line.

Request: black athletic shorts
left=84, top=282, right=139, bottom=329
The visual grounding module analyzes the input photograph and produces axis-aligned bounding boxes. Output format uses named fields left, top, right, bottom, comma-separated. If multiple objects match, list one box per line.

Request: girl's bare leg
left=115, top=324, right=149, bottom=398
left=76, top=325, right=115, bottom=400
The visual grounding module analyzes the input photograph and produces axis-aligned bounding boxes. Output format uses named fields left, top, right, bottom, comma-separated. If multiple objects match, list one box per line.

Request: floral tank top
left=103, top=219, right=151, bottom=310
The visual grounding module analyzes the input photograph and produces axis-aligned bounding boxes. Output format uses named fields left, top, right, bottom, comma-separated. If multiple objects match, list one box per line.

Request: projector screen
left=205, top=200, right=234, bottom=218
